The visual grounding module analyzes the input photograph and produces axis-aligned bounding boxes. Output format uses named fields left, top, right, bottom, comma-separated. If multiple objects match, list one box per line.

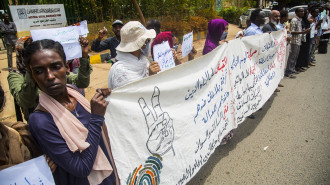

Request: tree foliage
left=9, top=0, right=218, bottom=23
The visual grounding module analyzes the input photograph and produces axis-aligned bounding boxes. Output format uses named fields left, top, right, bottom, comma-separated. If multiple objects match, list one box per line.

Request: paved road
left=187, top=50, right=330, bottom=184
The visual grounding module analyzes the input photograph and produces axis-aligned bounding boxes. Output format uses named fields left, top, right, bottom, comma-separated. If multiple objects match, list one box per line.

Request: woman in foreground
left=25, top=39, right=118, bottom=185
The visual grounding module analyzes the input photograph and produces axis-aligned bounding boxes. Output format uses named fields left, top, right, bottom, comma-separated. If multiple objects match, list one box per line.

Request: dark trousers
left=286, top=44, right=300, bottom=75
left=6, top=44, right=13, bottom=69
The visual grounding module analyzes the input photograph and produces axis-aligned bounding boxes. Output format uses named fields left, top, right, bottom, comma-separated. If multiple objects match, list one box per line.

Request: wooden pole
left=132, top=0, right=146, bottom=26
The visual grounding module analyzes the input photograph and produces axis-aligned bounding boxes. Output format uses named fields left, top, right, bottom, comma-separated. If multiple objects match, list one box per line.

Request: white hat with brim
left=116, top=21, right=156, bottom=53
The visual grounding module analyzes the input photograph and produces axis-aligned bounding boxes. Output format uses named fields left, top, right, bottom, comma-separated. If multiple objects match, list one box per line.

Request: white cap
left=112, top=20, right=123, bottom=26
left=116, top=21, right=156, bottom=52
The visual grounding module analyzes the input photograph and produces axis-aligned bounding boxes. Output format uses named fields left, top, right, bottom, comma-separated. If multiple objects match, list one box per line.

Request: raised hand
left=79, top=36, right=89, bottom=58
left=138, top=86, right=175, bottom=156
left=97, top=28, right=108, bottom=40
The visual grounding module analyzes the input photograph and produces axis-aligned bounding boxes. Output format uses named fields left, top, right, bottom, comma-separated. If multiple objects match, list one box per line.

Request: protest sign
left=78, top=20, right=89, bottom=37
left=9, top=4, right=66, bottom=32
left=69, top=20, right=89, bottom=37
left=311, top=23, right=316, bottom=38
left=181, top=31, right=193, bottom=58
left=153, top=41, right=175, bottom=71
left=31, top=26, right=81, bottom=60
left=104, top=30, right=287, bottom=184
left=0, top=156, right=55, bottom=185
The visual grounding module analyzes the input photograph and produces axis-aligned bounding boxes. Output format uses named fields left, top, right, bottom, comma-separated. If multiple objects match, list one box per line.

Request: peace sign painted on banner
left=138, top=86, right=175, bottom=156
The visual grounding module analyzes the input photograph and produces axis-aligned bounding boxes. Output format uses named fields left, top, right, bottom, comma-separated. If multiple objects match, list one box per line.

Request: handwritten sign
left=181, top=31, right=193, bottom=58
left=310, top=23, right=316, bottom=38
left=78, top=20, right=89, bottom=37
left=321, top=15, right=329, bottom=30
left=0, top=156, right=55, bottom=185
left=9, top=4, right=67, bottom=32
left=105, top=30, right=287, bottom=184
left=31, top=26, right=81, bottom=60
left=320, top=10, right=326, bottom=20
left=153, top=41, right=175, bottom=71
left=69, top=20, right=89, bottom=37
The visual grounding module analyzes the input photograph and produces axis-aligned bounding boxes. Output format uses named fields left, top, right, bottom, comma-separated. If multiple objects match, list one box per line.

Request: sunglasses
left=145, top=39, right=151, bottom=44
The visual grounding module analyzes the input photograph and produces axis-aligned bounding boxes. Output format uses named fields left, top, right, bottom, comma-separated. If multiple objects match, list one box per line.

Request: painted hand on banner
left=138, top=86, right=175, bottom=156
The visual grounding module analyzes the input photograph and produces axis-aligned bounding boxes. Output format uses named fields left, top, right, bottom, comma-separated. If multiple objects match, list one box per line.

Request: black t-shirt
left=262, top=23, right=277, bottom=33
left=91, top=37, right=120, bottom=58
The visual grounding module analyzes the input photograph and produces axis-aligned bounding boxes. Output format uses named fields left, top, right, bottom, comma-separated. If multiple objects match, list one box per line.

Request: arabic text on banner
left=105, top=30, right=287, bottom=185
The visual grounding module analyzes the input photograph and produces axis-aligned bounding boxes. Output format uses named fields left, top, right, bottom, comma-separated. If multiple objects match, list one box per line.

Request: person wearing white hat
left=108, top=21, right=161, bottom=89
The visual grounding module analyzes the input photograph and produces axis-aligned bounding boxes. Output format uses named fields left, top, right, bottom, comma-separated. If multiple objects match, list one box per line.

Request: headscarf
left=39, top=86, right=112, bottom=185
left=151, top=31, right=173, bottom=60
left=202, top=19, right=228, bottom=55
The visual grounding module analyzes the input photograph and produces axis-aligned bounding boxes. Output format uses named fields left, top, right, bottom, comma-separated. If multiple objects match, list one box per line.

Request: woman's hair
left=23, top=39, right=66, bottom=70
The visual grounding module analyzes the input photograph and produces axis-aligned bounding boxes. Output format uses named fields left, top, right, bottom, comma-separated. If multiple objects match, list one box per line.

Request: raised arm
left=67, top=37, right=93, bottom=88
left=91, top=28, right=112, bottom=52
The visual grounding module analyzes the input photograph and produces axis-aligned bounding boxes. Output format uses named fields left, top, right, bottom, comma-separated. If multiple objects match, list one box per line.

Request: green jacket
left=7, top=57, right=92, bottom=121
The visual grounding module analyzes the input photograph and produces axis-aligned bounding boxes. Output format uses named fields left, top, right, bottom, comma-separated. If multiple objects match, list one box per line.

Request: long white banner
left=9, top=4, right=67, bottom=32
left=105, top=29, right=287, bottom=184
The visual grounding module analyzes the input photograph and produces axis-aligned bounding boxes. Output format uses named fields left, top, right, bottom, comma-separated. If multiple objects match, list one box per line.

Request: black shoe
left=248, top=114, right=255, bottom=119
left=285, top=74, right=296, bottom=79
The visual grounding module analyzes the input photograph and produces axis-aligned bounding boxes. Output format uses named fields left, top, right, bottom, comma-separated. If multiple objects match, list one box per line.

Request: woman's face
left=29, top=49, right=69, bottom=97
left=224, top=25, right=229, bottom=33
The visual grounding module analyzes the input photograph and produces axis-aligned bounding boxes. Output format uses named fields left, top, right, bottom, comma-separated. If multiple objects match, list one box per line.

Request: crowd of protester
left=0, top=2, right=329, bottom=184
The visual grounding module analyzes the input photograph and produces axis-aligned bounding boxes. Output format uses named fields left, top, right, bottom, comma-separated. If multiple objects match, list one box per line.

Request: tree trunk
left=132, top=0, right=146, bottom=26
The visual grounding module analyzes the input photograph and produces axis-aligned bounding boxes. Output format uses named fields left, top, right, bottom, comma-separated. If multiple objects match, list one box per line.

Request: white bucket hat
left=116, top=21, right=156, bottom=52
